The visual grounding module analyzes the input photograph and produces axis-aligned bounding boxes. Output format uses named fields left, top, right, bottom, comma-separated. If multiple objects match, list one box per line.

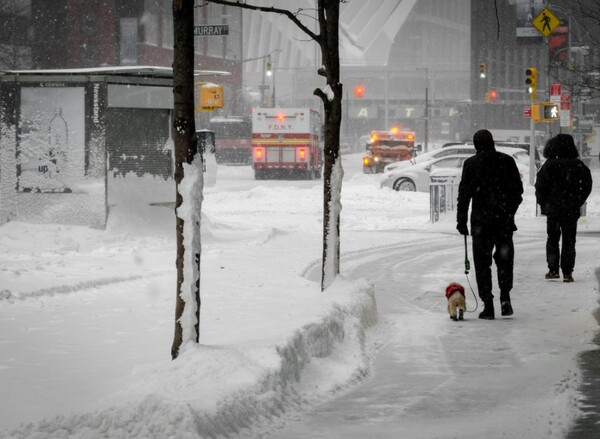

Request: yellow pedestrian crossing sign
left=532, top=8, right=560, bottom=37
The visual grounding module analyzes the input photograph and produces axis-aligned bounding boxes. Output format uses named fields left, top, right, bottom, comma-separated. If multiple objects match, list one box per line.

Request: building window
left=120, top=18, right=138, bottom=65
left=141, top=0, right=159, bottom=46
left=162, top=0, right=173, bottom=49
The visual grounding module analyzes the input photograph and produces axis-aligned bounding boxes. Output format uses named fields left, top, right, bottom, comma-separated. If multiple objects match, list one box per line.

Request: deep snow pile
left=4, top=279, right=377, bottom=439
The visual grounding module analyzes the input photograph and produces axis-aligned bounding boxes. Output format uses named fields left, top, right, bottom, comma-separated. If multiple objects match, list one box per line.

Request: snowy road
left=270, top=232, right=600, bottom=439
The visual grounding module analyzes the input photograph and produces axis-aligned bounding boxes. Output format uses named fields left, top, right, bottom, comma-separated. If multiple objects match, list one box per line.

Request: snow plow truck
left=363, top=128, right=417, bottom=174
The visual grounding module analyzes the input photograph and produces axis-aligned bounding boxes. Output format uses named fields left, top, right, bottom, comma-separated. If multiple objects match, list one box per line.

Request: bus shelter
left=0, top=67, right=228, bottom=228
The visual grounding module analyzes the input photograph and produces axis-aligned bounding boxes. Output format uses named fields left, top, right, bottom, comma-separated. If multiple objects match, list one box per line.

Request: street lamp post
left=240, top=49, right=280, bottom=108
left=261, top=57, right=267, bottom=106
left=417, top=67, right=429, bottom=153
left=270, top=61, right=276, bottom=107
left=425, top=87, right=429, bottom=152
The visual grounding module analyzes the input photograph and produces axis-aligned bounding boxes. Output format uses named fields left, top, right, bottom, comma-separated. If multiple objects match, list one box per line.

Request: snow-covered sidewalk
left=0, top=209, right=378, bottom=438
left=1, top=158, right=599, bottom=438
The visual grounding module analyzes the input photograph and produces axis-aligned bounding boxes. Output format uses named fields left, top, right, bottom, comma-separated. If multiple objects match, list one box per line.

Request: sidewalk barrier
left=430, top=175, right=459, bottom=223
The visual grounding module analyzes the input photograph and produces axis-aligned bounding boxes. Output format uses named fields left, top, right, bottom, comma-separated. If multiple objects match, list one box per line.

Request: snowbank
left=3, top=278, right=377, bottom=439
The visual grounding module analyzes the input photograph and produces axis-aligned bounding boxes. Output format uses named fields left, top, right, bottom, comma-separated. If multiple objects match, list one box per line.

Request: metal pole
left=272, top=66, right=276, bottom=107
left=345, top=90, right=349, bottom=135
left=425, top=86, right=429, bottom=153
left=261, top=57, right=266, bottom=107
left=529, top=116, right=536, bottom=186
left=384, top=67, right=389, bottom=130
left=293, top=68, right=297, bottom=106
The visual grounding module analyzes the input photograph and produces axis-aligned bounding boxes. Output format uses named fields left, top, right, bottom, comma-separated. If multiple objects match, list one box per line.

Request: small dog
left=446, top=282, right=466, bottom=321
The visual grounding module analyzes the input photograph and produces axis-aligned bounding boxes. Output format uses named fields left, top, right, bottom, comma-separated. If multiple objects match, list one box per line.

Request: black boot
left=501, top=301, right=514, bottom=316
left=479, top=300, right=495, bottom=320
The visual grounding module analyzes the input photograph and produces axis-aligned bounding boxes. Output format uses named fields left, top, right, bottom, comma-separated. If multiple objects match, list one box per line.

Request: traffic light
left=484, top=89, right=497, bottom=103
left=525, top=67, right=537, bottom=100
left=266, top=56, right=272, bottom=77
left=531, top=102, right=559, bottom=122
left=479, top=63, right=486, bottom=79
left=542, top=103, right=559, bottom=120
left=354, top=83, right=365, bottom=99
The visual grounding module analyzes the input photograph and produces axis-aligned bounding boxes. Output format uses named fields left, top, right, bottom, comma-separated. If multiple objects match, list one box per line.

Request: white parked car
left=383, top=144, right=477, bottom=173
left=381, top=155, right=472, bottom=191
left=381, top=147, right=530, bottom=192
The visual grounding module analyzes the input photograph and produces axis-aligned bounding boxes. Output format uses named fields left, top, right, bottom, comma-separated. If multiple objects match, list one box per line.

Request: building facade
left=242, top=0, right=472, bottom=146
left=0, top=0, right=245, bottom=114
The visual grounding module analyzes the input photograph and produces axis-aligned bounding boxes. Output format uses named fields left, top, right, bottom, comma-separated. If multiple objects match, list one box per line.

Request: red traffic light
left=354, top=84, right=365, bottom=98
left=485, top=89, right=498, bottom=102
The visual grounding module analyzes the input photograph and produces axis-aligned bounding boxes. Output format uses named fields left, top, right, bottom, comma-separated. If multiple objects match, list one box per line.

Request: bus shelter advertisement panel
left=17, top=87, right=85, bottom=193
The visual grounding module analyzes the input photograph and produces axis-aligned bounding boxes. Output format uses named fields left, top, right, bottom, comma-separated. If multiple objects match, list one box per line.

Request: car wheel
left=393, top=178, right=416, bottom=191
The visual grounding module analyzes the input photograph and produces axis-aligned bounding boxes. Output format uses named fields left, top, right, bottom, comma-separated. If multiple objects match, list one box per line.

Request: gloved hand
left=456, top=222, right=469, bottom=236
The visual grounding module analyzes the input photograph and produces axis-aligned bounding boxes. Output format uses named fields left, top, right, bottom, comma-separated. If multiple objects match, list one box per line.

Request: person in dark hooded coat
left=456, top=129, right=523, bottom=319
left=535, top=134, right=592, bottom=283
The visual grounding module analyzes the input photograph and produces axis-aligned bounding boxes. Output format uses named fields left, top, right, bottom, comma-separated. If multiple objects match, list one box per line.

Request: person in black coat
left=456, top=129, right=524, bottom=319
left=535, top=134, right=592, bottom=283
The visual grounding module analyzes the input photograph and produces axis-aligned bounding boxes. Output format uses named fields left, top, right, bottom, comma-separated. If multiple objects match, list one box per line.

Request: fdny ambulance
left=251, top=108, right=322, bottom=180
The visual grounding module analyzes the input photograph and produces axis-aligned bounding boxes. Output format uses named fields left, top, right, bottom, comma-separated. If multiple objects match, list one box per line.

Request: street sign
left=194, top=24, right=229, bottom=36
left=550, top=83, right=561, bottom=110
left=532, top=8, right=560, bottom=37
left=524, top=106, right=531, bottom=118
left=573, top=115, right=594, bottom=134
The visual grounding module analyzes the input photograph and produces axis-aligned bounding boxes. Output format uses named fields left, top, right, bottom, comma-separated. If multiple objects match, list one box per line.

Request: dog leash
left=463, top=235, right=479, bottom=313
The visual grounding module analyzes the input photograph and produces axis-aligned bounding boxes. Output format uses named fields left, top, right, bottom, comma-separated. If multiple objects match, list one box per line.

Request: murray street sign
left=194, top=25, right=229, bottom=36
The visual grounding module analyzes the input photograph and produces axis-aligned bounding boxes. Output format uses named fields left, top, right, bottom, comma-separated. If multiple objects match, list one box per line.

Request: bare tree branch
left=201, top=0, right=319, bottom=41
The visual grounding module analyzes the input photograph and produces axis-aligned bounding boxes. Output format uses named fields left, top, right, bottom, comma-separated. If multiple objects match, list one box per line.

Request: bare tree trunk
left=314, top=0, right=343, bottom=291
left=171, top=0, right=200, bottom=360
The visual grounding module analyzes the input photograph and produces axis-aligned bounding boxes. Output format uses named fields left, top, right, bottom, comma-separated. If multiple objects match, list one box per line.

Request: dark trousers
left=546, top=216, right=578, bottom=276
left=472, top=228, right=514, bottom=302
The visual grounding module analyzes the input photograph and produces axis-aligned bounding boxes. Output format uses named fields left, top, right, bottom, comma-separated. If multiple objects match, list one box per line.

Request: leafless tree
left=171, top=0, right=202, bottom=360
left=205, top=0, right=345, bottom=291
left=549, top=0, right=600, bottom=99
